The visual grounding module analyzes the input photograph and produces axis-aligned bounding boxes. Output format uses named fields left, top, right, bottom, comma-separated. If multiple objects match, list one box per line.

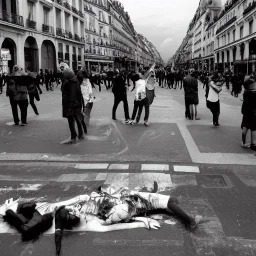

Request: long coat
left=61, top=75, right=83, bottom=119
left=183, top=75, right=199, bottom=105
left=241, top=89, right=256, bottom=130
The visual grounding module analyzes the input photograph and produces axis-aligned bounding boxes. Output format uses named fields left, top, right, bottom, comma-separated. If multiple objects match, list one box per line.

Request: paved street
left=1, top=83, right=256, bottom=256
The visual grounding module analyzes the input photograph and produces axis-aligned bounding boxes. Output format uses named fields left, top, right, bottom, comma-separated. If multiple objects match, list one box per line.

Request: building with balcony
left=171, top=0, right=256, bottom=75
left=0, top=0, right=85, bottom=73
left=83, top=0, right=158, bottom=71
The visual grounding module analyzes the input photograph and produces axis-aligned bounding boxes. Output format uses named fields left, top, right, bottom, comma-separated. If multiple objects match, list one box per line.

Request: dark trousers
left=10, top=99, right=28, bottom=124
left=45, top=79, right=49, bottom=91
left=131, top=99, right=149, bottom=122
left=35, top=83, right=42, bottom=94
left=167, top=197, right=194, bottom=227
left=185, top=97, right=191, bottom=119
left=29, top=94, right=38, bottom=114
left=112, top=93, right=130, bottom=120
left=67, top=115, right=84, bottom=139
left=4, top=209, right=53, bottom=241
left=207, top=100, right=220, bottom=124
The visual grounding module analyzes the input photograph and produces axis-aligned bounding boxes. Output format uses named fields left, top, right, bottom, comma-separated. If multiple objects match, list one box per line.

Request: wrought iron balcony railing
left=42, top=24, right=54, bottom=35
left=26, top=19, right=36, bottom=29
left=56, top=27, right=65, bottom=37
left=0, top=10, right=24, bottom=26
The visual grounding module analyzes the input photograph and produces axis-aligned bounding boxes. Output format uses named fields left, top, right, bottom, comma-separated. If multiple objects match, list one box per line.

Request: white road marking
left=108, top=164, right=129, bottom=170
left=173, top=166, right=200, bottom=173
left=57, top=173, right=98, bottom=182
left=104, top=173, right=130, bottom=187
left=75, top=163, right=109, bottom=169
left=141, top=164, right=169, bottom=171
left=0, top=184, right=43, bottom=191
left=96, top=173, right=108, bottom=180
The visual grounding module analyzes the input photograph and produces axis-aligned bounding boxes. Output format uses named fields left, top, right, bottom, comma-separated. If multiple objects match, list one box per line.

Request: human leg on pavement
left=9, top=99, right=19, bottom=125
left=67, top=116, right=78, bottom=141
left=122, top=94, right=130, bottom=121
left=29, top=94, right=39, bottom=115
left=131, top=100, right=139, bottom=121
left=74, top=115, right=84, bottom=140
left=18, top=100, right=29, bottom=125
left=84, top=102, right=93, bottom=126
left=112, top=95, right=121, bottom=120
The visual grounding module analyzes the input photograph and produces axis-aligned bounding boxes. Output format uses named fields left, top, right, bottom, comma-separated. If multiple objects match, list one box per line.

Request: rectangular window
left=43, top=7, right=49, bottom=25
left=249, top=20, right=253, bottom=35
left=240, top=26, right=244, bottom=38
left=66, top=45, right=69, bottom=53
left=73, top=46, right=76, bottom=54
left=228, top=33, right=230, bottom=44
left=58, top=43, right=63, bottom=52
left=28, top=1, right=34, bottom=20
left=233, top=29, right=236, bottom=42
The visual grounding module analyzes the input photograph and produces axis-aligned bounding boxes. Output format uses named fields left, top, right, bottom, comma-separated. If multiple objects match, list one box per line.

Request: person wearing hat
left=112, top=69, right=131, bottom=124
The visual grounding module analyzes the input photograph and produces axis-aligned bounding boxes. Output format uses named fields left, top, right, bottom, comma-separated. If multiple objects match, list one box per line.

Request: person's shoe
left=112, top=118, right=117, bottom=121
left=35, top=112, right=39, bottom=115
left=131, top=120, right=138, bottom=125
left=122, top=119, right=130, bottom=125
left=20, top=123, right=27, bottom=126
left=214, top=123, right=220, bottom=127
left=189, top=215, right=203, bottom=231
left=63, top=138, right=77, bottom=144
left=144, top=121, right=150, bottom=127
left=78, top=135, right=84, bottom=140
left=195, top=117, right=200, bottom=120
left=241, top=142, right=251, bottom=148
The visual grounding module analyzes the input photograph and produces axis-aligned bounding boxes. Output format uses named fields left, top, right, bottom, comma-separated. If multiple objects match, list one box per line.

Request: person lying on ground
left=97, top=186, right=203, bottom=231
left=0, top=194, right=160, bottom=256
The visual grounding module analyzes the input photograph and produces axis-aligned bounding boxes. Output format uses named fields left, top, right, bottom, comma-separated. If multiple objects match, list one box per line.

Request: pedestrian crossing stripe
left=74, top=163, right=200, bottom=173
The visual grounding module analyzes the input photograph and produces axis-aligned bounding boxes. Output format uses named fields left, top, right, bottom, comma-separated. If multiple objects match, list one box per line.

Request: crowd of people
left=1, top=62, right=256, bottom=149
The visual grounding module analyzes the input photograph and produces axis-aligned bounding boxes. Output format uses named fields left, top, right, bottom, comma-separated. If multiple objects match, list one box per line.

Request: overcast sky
left=119, top=0, right=227, bottom=63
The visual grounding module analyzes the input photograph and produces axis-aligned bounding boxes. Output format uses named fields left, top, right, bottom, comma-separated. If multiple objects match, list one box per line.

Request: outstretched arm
left=72, top=217, right=161, bottom=232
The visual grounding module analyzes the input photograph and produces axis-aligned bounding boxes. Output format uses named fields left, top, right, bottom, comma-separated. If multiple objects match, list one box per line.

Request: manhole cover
left=197, top=175, right=231, bottom=188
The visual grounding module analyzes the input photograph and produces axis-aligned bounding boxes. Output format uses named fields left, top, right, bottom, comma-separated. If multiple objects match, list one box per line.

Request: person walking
left=112, top=69, right=130, bottom=124
left=27, top=71, right=40, bottom=115
left=44, top=69, right=50, bottom=91
left=6, top=65, right=29, bottom=126
left=206, top=72, right=224, bottom=127
left=61, top=69, right=84, bottom=144
left=241, top=76, right=256, bottom=150
left=0, top=73, right=4, bottom=94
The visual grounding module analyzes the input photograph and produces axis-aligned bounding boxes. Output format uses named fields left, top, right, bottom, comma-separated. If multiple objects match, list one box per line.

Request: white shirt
left=207, top=81, right=220, bottom=102
left=134, top=79, right=146, bottom=101
left=81, top=78, right=93, bottom=104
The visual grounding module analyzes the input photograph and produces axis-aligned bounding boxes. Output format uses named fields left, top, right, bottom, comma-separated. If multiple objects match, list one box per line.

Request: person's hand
left=0, top=198, right=20, bottom=215
left=144, top=218, right=161, bottom=230
left=133, top=217, right=161, bottom=230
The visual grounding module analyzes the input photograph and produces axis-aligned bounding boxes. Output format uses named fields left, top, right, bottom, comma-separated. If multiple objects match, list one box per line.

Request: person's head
left=55, top=205, right=81, bottom=230
left=12, top=65, right=20, bottom=73
left=63, top=69, right=75, bottom=80
left=244, top=75, right=255, bottom=90
left=98, top=198, right=134, bottom=224
left=147, top=71, right=156, bottom=84
left=133, top=73, right=141, bottom=82
left=59, top=62, right=70, bottom=73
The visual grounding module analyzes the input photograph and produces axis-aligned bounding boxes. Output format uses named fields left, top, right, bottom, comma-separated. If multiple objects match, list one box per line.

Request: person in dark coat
left=112, top=69, right=130, bottom=124
left=6, top=65, right=29, bottom=126
left=184, top=70, right=200, bottom=120
left=241, top=76, right=256, bottom=150
left=183, top=71, right=191, bottom=119
left=61, top=69, right=84, bottom=144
